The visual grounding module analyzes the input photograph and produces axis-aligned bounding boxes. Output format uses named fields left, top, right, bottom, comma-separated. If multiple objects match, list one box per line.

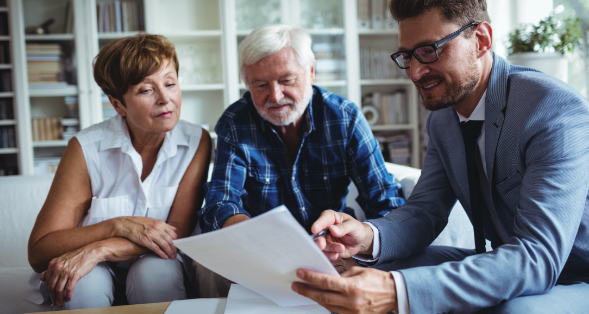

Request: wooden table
left=27, top=302, right=171, bottom=314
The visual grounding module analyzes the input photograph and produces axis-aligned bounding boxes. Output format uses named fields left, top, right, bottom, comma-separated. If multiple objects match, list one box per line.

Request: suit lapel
left=484, top=54, right=510, bottom=186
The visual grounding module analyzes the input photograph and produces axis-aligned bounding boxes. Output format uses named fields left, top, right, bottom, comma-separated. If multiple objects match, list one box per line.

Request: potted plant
left=506, top=15, right=581, bottom=82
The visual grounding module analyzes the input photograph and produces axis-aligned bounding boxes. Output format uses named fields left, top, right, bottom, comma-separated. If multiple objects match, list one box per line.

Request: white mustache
left=266, top=97, right=295, bottom=107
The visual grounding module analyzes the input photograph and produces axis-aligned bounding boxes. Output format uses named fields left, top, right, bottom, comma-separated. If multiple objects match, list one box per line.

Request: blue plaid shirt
left=200, top=86, right=405, bottom=232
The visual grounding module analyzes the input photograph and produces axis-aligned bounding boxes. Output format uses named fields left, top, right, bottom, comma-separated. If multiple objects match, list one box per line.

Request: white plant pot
left=507, top=52, right=569, bottom=83
left=507, top=52, right=568, bottom=83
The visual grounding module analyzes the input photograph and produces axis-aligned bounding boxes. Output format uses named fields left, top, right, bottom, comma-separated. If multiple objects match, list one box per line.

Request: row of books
left=0, top=167, right=18, bottom=176
left=360, top=47, right=405, bottom=80
left=0, top=11, right=8, bottom=36
left=313, top=41, right=346, bottom=81
left=0, top=43, right=10, bottom=64
left=97, top=1, right=144, bottom=33
left=375, top=134, right=411, bottom=166
left=31, top=117, right=80, bottom=142
left=363, top=91, right=409, bottom=125
left=0, top=125, right=15, bottom=148
left=26, top=43, right=65, bottom=85
left=0, top=99, right=13, bottom=120
left=357, top=0, right=397, bottom=30
left=0, top=70, right=11, bottom=92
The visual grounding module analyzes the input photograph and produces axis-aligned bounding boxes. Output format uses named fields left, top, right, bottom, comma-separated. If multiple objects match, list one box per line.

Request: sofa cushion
left=0, top=174, right=54, bottom=268
left=0, top=267, right=50, bottom=313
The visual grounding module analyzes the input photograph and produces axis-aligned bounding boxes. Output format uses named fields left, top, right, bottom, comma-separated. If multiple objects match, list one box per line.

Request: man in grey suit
left=291, top=1, right=589, bottom=313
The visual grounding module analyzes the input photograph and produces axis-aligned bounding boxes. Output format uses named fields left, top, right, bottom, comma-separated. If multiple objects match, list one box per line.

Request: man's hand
left=292, top=266, right=398, bottom=314
left=40, top=244, right=104, bottom=307
left=222, top=214, right=250, bottom=228
left=312, top=210, right=374, bottom=261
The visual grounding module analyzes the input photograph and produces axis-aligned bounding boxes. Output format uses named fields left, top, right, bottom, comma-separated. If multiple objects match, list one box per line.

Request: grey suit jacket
left=369, top=54, right=589, bottom=313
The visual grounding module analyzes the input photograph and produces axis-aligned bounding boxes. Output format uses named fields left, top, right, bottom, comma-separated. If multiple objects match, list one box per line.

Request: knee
left=126, top=254, right=186, bottom=304
left=62, top=263, right=114, bottom=310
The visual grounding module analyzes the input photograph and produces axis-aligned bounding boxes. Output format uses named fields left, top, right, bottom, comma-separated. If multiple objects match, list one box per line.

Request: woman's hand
left=40, top=244, right=105, bottom=307
left=112, top=216, right=178, bottom=260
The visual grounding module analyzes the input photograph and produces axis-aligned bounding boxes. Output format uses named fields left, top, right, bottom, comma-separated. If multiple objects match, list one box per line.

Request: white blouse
left=75, top=115, right=203, bottom=227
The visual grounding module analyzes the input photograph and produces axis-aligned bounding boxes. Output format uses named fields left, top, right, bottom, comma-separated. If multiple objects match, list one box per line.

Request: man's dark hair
left=389, top=0, right=491, bottom=35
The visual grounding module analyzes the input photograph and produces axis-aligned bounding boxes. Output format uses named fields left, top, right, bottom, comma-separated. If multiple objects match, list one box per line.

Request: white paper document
left=173, top=206, right=339, bottom=306
left=224, top=284, right=329, bottom=314
left=164, top=298, right=226, bottom=314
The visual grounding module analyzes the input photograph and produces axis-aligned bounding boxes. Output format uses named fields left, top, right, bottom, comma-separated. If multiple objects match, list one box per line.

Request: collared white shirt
left=355, top=90, right=488, bottom=314
left=76, top=115, right=203, bottom=227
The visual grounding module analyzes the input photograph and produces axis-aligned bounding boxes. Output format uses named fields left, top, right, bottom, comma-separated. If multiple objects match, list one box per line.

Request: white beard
left=257, top=84, right=314, bottom=126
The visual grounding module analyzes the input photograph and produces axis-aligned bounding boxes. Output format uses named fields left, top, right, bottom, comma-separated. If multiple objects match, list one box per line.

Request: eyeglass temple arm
left=435, top=22, right=479, bottom=49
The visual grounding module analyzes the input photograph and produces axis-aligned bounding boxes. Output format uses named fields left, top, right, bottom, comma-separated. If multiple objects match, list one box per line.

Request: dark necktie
left=459, top=120, right=486, bottom=254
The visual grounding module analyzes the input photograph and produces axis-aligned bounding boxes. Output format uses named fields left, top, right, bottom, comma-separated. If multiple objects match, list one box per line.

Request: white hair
left=238, top=24, right=315, bottom=84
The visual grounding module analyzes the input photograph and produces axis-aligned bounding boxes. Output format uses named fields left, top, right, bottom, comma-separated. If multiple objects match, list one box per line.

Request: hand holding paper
left=173, top=206, right=339, bottom=306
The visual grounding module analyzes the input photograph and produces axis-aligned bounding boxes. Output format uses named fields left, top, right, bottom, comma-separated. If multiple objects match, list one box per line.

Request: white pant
left=43, top=254, right=186, bottom=310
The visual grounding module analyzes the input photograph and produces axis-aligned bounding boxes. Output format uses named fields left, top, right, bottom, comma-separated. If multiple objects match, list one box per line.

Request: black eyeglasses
left=390, top=22, right=479, bottom=69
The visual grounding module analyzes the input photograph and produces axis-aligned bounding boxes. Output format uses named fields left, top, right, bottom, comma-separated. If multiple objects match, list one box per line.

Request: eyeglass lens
left=393, top=46, right=437, bottom=69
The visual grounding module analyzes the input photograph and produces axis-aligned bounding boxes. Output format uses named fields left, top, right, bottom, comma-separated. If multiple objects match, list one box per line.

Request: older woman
left=27, top=34, right=211, bottom=309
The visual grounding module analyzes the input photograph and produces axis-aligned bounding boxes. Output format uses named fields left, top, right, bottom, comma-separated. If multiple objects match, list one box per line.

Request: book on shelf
left=0, top=99, right=13, bottom=120
left=363, top=91, right=408, bottom=125
left=0, top=43, right=10, bottom=63
left=64, top=96, right=79, bottom=118
left=0, top=125, right=15, bottom=148
left=312, top=41, right=345, bottom=81
left=64, top=0, right=74, bottom=33
left=375, top=133, right=411, bottom=166
left=357, top=0, right=371, bottom=29
left=26, top=43, right=73, bottom=86
left=97, top=1, right=143, bottom=33
left=370, top=0, right=385, bottom=29
left=0, top=10, right=7, bottom=36
left=360, top=47, right=399, bottom=80
left=359, top=0, right=397, bottom=30
left=0, top=70, right=10, bottom=92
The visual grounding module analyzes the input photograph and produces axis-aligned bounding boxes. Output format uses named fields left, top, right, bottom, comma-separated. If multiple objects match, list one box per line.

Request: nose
left=406, top=57, right=430, bottom=82
left=156, top=88, right=170, bottom=106
left=267, top=82, right=284, bottom=104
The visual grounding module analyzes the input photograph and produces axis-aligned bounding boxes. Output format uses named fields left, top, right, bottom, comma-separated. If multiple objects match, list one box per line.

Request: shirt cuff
left=352, top=222, right=381, bottom=262
left=391, top=271, right=410, bottom=314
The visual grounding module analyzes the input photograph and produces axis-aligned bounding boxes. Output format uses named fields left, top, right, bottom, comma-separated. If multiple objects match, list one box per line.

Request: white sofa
left=0, top=163, right=473, bottom=314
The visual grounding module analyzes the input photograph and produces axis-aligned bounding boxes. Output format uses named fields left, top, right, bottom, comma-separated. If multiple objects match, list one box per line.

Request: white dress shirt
left=354, top=90, right=487, bottom=314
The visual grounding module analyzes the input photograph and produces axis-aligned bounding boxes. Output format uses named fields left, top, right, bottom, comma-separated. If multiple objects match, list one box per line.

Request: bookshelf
left=0, top=0, right=18, bottom=176
left=9, top=0, right=421, bottom=176
left=355, top=0, right=420, bottom=167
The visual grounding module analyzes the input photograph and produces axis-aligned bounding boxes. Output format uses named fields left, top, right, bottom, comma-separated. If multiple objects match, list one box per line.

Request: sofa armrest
left=346, top=162, right=474, bottom=249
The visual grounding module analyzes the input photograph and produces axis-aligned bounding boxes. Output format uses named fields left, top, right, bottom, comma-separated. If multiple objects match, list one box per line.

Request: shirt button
left=323, top=176, right=328, bottom=180
left=292, top=176, right=295, bottom=181
left=265, top=178, right=270, bottom=183
left=301, top=207, right=306, bottom=211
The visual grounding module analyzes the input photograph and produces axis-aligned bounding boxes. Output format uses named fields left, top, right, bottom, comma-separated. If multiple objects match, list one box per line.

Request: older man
left=200, top=24, right=404, bottom=233
left=292, top=1, right=589, bottom=314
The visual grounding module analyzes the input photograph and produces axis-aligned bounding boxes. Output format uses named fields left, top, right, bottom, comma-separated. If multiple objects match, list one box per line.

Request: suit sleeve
left=369, top=113, right=460, bottom=260
left=373, top=94, right=589, bottom=313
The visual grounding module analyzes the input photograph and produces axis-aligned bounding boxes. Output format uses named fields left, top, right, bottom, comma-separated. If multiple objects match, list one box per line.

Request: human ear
left=108, top=95, right=127, bottom=117
left=474, top=22, right=493, bottom=58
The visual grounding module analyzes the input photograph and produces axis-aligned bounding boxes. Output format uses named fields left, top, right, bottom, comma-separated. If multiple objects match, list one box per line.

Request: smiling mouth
left=421, top=81, right=440, bottom=90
